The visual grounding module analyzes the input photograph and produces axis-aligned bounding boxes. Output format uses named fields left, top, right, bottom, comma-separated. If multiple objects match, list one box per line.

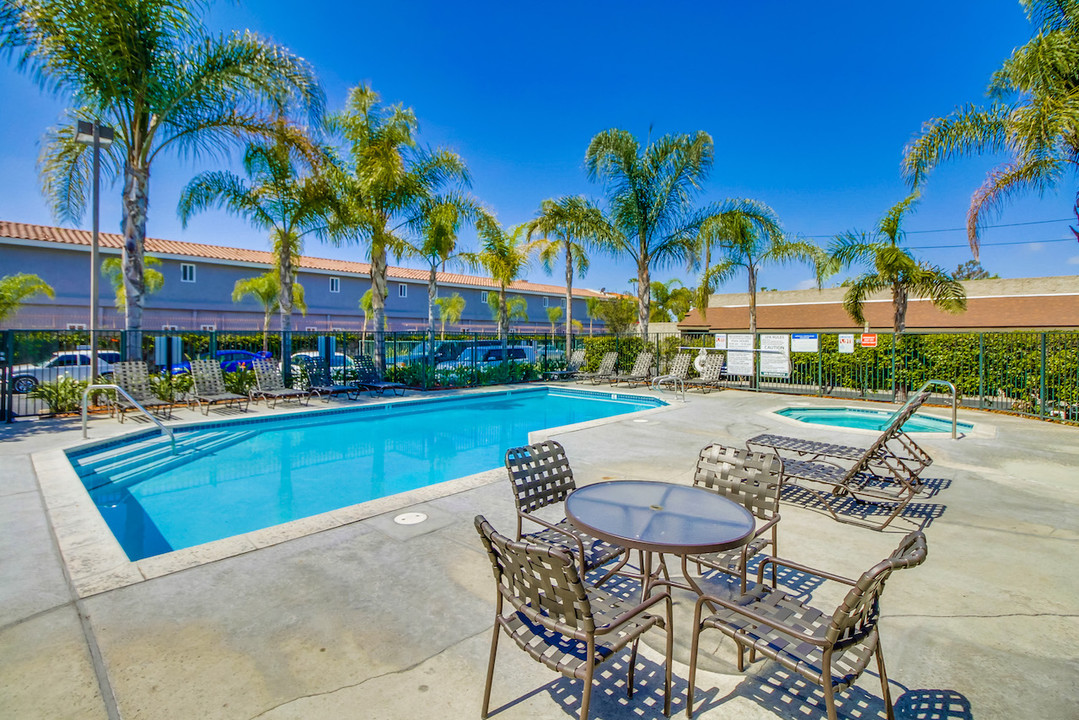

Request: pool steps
left=70, top=429, right=258, bottom=491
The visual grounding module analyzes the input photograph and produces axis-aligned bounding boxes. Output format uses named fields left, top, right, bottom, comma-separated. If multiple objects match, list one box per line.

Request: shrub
left=27, top=376, right=88, bottom=414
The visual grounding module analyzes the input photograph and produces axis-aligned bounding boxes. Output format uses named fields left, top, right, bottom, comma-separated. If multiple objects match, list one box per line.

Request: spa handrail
left=81, top=383, right=176, bottom=454
left=913, top=379, right=958, bottom=439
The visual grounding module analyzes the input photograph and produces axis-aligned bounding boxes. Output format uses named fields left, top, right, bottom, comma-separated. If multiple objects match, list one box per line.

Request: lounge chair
left=251, top=358, right=312, bottom=408
left=685, top=352, right=724, bottom=393
left=296, top=356, right=361, bottom=402
left=747, top=388, right=934, bottom=486
left=475, top=515, right=673, bottom=720
left=652, top=352, right=691, bottom=393
left=351, top=355, right=406, bottom=397
left=542, top=348, right=585, bottom=381
left=109, top=361, right=173, bottom=422
left=683, top=443, right=782, bottom=592
left=687, top=530, right=928, bottom=720
left=575, top=351, right=618, bottom=385
left=504, top=440, right=627, bottom=580
left=189, top=359, right=250, bottom=415
left=609, top=351, right=655, bottom=387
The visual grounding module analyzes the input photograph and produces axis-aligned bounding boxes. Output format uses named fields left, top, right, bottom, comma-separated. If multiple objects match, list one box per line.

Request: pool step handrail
left=82, top=383, right=177, bottom=455
left=912, top=379, right=958, bottom=439
left=650, top=374, right=686, bottom=402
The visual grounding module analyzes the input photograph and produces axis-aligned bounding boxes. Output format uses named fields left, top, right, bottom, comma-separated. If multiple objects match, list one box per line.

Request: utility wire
left=803, top=217, right=1074, bottom=239
left=908, top=237, right=1076, bottom=250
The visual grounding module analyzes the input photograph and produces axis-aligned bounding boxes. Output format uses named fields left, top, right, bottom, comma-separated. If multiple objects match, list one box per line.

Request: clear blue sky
left=1, top=0, right=1075, bottom=296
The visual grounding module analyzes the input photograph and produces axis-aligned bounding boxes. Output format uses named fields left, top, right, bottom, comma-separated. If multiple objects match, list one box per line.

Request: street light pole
left=75, top=120, right=114, bottom=381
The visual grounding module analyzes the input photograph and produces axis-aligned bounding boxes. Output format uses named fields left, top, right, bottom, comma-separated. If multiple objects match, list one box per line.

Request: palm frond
left=903, top=105, right=1011, bottom=187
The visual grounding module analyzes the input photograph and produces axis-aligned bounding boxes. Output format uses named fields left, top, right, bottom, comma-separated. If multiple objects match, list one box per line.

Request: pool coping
left=33, top=384, right=675, bottom=598
left=762, top=399, right=997, bottom=439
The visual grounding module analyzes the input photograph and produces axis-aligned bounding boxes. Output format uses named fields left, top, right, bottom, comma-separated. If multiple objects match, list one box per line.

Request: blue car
left=172, top=349, right=272, bottom=374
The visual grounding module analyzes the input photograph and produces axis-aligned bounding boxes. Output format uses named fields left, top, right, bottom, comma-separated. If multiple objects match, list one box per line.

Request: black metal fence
left=3, top=328, right=1077, bottom=423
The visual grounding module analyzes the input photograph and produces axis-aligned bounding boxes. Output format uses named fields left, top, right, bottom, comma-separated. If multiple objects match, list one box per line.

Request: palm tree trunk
left=121, top=163, right=149, bottom=360
left=278, top=234, right=294, bottom=336
left=427, top=264, right=438, bottom=337
left=498, top=286, right=508, bottom=339
left=748, top=264, right=758, bottom=388
left=893, top=282, right=909, bottom=401
left=564, top=245, right=574, bottom=352
left=371, top=234, right=388, bottom=373
left=637, top=252, right=650, bottom=338
left=262, top=307, right=272, bottom=352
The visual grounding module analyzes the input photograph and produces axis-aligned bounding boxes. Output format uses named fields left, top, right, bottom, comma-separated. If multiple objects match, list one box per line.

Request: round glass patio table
left=566, top=480, right=756, bottom=556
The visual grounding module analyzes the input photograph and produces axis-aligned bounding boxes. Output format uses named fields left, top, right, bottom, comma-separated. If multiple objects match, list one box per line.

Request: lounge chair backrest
left=112, top=361, right=154, bottom=400
left=596, top=351, right=618, bottom=375
left=353, top=355, right=381, bottom=382
left=190, top=359, right=229, bottom=395
left=475, top=515, right=595, bottom=634
left=826, top=530, right=927, bottom=648
left=883, top=389, right=933, bottom=435
left=566, top=349, right=585, bottom=371
left=627, top=352, right=654, bottom=377
left=297, top=357, right=333, bottom=387
left=693, top=443, right=781, bottom=520
left=504, top=440, right=578, bottom=513
left=698, top=352, right=724, bottom=381
left=667, top=353, right=691, bottom=379
left=252, top=358, right=287, bottom=390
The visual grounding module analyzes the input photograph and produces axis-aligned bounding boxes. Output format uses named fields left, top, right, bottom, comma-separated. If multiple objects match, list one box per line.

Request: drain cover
left=633, top=418, right=649, bottom=423
left=393, top=512, right=428, bottom=526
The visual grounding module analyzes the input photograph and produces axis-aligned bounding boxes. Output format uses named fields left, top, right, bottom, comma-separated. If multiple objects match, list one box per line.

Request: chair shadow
left=779, top=483, right=948, bottom=531
left=691, top=661, right=974, bottom=720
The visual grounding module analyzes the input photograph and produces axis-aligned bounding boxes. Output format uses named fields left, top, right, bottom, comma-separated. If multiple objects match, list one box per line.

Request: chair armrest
left=518, top=512, right=588, bottom=567
left=755, top=514, right=781, bottom=535
left=692, top=592, right=827, bottom=647
left=594, top=588, right=672, bottom=635
left=756, top=554, right=857, bottom=586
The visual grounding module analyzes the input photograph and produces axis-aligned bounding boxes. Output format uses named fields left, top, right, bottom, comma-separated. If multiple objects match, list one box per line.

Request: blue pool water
left=777, top=407, right=972, bottom=433
left=69, top=388, right=662, bottom=561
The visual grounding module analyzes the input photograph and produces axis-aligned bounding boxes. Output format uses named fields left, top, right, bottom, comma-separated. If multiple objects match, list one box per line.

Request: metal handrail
left=914, top=379, right=959, bottom=439
left=82, top=383, right=176, bottom=454
left=650, top=374, right=686, bottom=402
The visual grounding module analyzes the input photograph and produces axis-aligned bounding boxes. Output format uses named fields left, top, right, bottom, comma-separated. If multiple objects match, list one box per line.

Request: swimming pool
left=67, top=387, right=664, bottom=561
left=776, top=406, right=972, bottom=433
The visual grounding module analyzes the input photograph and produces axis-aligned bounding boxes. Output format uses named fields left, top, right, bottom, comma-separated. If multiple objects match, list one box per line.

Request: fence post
left=890, top=333, right=897, bottom=402
left=1040, top=332, right=1047, bottom=419
left=978, top=333, right=985, bottom=409
left=3, top=329, right=12, bottom=423
left=209, top=329, right=218, bottom=359
left=817, top=336, right=823, bottom=395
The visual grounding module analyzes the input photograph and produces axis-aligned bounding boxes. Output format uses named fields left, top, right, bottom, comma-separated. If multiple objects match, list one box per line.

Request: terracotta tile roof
left=678, top=295, right=1079, bottom=331
left=0, top=220, right=607, bottom=298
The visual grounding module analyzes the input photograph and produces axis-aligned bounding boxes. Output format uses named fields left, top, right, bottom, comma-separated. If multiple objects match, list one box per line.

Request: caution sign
left=860, top=333, right=878, bottom=348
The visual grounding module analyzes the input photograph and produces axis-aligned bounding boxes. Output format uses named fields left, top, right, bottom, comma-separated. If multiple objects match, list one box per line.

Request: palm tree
left=586, top=128, right=714, bottom=337
left=434, top=292, right=465, bottom=340
left=327, top=84, right=469, bottom=371
left=585, top=296, right=603, bottom=336
left=232, top=271, right=307, bottom=351
left=546, top=305, right=564, bottom=335
left=178, top=122, right=334, bottom=340
left=523, top=196, right=612, bottom=349
left=102, top=257, right=164, bottom=311
left=831, top=193, right=967, bottom=336
left=3, top=1, right=323, bottom=356
left=476, top=219, right=531, bottom=339
left=649, top=279, right=694, bottom=322
left=0, top=273, right=54, bottom=323
left=902, top=0, right=1079, bottom=257
left=699, top=200, right=818, bottom=334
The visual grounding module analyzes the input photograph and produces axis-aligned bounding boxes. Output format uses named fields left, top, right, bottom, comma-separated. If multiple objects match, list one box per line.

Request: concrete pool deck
left=1, top=386, right=1077, bottom=719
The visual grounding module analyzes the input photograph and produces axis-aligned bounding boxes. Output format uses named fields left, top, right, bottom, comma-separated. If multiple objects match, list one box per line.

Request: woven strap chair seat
left=748, top=433, right=932, bottom=485
left=576, top=352, right=618, bottom=385
left=544, top=349, right=586, bottom=380
left=691, top=534, right=773, bottom=576
left=685, top=353, right=725, bottom=392
left=111, top=361, right=173, bottom=420
left=523, top=519, right=625, bottom=573
left=501, top=583, right=665, bottom=680
left=701, top=585, right=878, bottom=692
left=252, top=359, right=310, bottom=407
left=782, top=459, right=917, bottom=503
left=610, top=352, right=654, bottom=386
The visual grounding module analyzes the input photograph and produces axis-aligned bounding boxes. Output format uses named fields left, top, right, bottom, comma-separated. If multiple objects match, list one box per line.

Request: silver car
left=9, top=350, right=120, bottom=393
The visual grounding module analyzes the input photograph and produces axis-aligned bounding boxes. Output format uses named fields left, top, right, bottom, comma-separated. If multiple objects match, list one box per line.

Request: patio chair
left=684, top=352, right=725, bottom=393
left=251, top=358, right=311, bottom=408
left=686, top=530, right=928, bottom=720
left=683, top=443, right=782, bottom=592
left=543, top=348, right=585, bottom=381
left=747, top=389, right=934, bottom=486
left=109, top=361, right=173, bottom=422
left=351, top=355, right=407, bottom=397
left=609, top=351, right=655, bottom=387
left=652, top=353, right=691, bottom=393
left=475, top=515, right=673, bottom=720
left=295, top=356, right=361, bottom=402
left=504, top=440, right=628, bottom=581
left=575, top=351, right=618, bottom=385
left=189, top=359, right=250, bottom=415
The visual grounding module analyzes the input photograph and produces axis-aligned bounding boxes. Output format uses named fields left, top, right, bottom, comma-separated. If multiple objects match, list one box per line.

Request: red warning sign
left=860, top=333, right=878, bottom=347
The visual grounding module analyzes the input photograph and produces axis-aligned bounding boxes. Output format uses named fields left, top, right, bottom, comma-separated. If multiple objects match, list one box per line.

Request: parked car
left=290, top=351, right=355, bottom=380
left=395, top=339, right=505, bottom=367
left=436, top=344, right=541, bottom=370
left=9, top=350, right=121, bottom=393
left=171, top=349, right=273, bottom=374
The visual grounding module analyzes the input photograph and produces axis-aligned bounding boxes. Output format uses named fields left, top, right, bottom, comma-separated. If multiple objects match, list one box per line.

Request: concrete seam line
left=31, top=457, right=124, bottom=720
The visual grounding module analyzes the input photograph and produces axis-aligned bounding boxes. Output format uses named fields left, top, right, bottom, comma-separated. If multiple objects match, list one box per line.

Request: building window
left=543, top=297, right=549, bottom=308
left=480, top=291, right=489, bottom=303
left=66, top=323, right=88, bottom=330
left=561, top=297, right=566, bottom=307
left=181, top=263, right=196, bottom=283
left=161, top=324, right=179, bottom=331
left=305, top=326, right=318, bottom=332
left=200, top=324, right=216, bottom=332
left=398, top=284, right=407, bottom=298
left=329, top=277, right=340, bottom=293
